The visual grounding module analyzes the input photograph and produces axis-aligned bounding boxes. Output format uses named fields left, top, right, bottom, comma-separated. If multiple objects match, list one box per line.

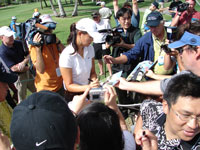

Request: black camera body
left=40, top=33, right=57, bottom=45
left=177, top=2, right=189, bottom=12
left=161, top=44, right=171, bottom=53
left=99, top=28, right=123, bottom=46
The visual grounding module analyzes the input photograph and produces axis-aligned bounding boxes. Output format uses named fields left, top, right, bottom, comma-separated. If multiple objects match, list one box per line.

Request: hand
left=33, top=32, right=42, bottom=47
left=103, top=55, right=115, bottom=64
left=103, top=85, right=118, bottom=110
left=115, top=77, right=128, bottom=90
left=0, top=132, right=11, bottom=150
left=135, top=129, right=158, bottom=150
left=69, top=88, right=91, bottom=115
left=168, top=49, right=179, bottom=56
left=113, top=38, right=124, bottom=47
left=89, top=78, right=100, bottom=88
left=105, top=42, right=111, bottom=49
left=145, top=70, right=155, bottom=79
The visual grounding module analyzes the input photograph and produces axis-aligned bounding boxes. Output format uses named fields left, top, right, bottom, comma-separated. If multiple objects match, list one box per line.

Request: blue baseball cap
left=146, top=11, right=163, bottom=27
left=168, top=31, right=200, bottom=49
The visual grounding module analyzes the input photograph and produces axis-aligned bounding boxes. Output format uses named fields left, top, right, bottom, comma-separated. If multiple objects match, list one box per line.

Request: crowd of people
left=0, top=0, right=199, bottom=149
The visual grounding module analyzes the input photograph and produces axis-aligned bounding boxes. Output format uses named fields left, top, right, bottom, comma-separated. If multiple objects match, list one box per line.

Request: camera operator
left=29, top=14, right=65, bottom=96
left=92, top=11, right=112, bottom=76
left=104, top=7, right=142, bottom=117
left=171, top=0, right=200, bottom=27
left=168, top=0, right=183, bottom=18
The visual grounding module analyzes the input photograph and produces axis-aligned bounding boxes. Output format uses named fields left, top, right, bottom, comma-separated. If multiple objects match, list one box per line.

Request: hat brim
left=146, top=20, right=160, bottom=27
left=88, top=31, right=99, bottom=39
left=168, top=40, right=187, bottom=49
left=4, top=31, right=14, bottom=37
left=0, top=72, right=17, bottom=84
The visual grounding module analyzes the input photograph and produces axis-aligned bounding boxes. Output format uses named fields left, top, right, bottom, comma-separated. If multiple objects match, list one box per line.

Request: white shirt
left=99, top=7, right=112, bottom=19
left=59, top=44, right=95, bottom=89
left=93, top=19, right=111, bottom=43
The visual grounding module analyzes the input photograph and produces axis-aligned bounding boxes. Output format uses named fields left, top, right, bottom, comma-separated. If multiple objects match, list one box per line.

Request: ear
left=162, top=100, right=169, bottom=115
left=195, top=46, right=200, bottom=60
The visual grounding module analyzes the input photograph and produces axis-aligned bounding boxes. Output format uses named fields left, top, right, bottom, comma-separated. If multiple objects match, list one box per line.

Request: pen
left=88, top=78, right=93, bottom=82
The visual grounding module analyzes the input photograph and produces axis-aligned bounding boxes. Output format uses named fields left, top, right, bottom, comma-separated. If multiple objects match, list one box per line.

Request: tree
left=72, top=0, right=78, bottom=16
left=49, top=0, right=59, bottom=16
left=57, top=0, right=66, bottom=17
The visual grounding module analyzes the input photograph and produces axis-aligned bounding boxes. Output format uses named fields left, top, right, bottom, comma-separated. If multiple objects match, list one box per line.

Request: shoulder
left=60, top=44, right=75, bottom=56
left=140, top=99, right=163, bottom=118
left=160, top=71, right=191, bottom=93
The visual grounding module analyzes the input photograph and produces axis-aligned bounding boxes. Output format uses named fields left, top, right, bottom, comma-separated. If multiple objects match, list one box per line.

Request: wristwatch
left=178, top=12, right=182, bottom=16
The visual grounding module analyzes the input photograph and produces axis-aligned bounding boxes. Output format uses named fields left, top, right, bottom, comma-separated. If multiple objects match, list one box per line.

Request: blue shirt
left=10, top=20, right=16, bottom=32
left=123, top=32, right=154, bottom=65
left=0, top=41, right=27, bottom=68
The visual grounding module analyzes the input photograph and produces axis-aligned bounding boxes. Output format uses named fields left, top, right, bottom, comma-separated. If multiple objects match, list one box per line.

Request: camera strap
left=47, top=45, right=58, bottom=67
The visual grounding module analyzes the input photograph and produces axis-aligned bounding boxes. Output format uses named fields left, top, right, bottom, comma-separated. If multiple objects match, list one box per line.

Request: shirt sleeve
left=123, top=38, right=143, bottom=64
left=131, top=10, right=140, bottom=28
left=59, top=48, right=73, bottom=68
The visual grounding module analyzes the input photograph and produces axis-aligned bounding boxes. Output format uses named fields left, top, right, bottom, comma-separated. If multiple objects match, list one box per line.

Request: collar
left=152, top=29, right=167, bottom=43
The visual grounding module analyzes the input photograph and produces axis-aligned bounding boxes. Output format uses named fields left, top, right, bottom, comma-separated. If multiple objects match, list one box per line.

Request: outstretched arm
left=113, top=0, right=120, bottom=16
left=116, top=77, right=163, bottom=96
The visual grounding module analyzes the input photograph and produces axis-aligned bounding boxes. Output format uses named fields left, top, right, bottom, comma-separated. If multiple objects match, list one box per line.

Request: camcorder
left=22, top=18, right=57, bottom=47
left=177, top=2, right=189, bottom=12
left=98, top=27, right=123, bottom=46
left=161, top=26, right=177, bottom=54
left=89, top=87, right=107, bottom=101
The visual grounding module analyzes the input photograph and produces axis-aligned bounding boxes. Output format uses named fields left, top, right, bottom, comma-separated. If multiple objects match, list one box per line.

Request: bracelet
left=178, top=12, right=181, bottom=16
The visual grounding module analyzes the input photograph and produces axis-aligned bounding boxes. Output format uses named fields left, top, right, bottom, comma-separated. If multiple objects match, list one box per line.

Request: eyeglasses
left=176, top=45, right=196, bottom=54
left=171, top=108, right=200, bottom=126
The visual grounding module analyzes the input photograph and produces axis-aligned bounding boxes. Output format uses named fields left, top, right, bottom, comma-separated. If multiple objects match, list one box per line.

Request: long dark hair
left=77, top=102, right=124, bottom=150
left=67, top=23, right=78, bottom=55
left=67, top=23, right=89, bottom=55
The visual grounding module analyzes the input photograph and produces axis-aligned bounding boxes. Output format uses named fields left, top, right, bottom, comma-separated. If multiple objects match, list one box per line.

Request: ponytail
left=67, top=23, right=78, bottom=55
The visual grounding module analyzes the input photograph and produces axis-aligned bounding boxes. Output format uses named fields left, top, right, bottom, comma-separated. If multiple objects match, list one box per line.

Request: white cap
left=40, top=14, right=56, bottom=24
left=101, top=1, right=105, bottom=6
left=12, top=16, right=17, bottom=20
left=76, top=18, right=98, bottom=38
left=32, top=12, right=40, bottom=18
left=0, top=26, right=14, bottom=37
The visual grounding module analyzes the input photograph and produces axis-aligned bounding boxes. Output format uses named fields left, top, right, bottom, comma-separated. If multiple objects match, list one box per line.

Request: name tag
left=56, top=68, right=61, bottom=77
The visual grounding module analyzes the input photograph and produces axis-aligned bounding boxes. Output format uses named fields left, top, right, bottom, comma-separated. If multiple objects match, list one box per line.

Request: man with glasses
left=135, top=72, right=200, bottom=149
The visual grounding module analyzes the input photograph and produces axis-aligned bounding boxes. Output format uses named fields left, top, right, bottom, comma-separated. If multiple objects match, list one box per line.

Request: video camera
left=98, top=27, right=123, bottom=46
left=22, top=18, right=57, bottom=47
left=177, top=2, right=189, bottom=12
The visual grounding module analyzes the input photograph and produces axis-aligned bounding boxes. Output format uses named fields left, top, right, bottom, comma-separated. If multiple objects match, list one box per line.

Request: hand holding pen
left=135, top=129, right=158, bottom=150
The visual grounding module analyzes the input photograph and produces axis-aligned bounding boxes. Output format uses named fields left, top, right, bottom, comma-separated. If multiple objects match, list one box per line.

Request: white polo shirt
left=59, top=44, right=95, bottom=89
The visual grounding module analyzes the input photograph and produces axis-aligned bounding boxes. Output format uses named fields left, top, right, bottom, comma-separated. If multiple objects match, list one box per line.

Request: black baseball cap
left=91, top=11, right=100, bottom=18
left=10, top=90, right=77, bottom=150
left=152, top=1, right=159, bottom=9
left=146, top=11, right=163, bottom=27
